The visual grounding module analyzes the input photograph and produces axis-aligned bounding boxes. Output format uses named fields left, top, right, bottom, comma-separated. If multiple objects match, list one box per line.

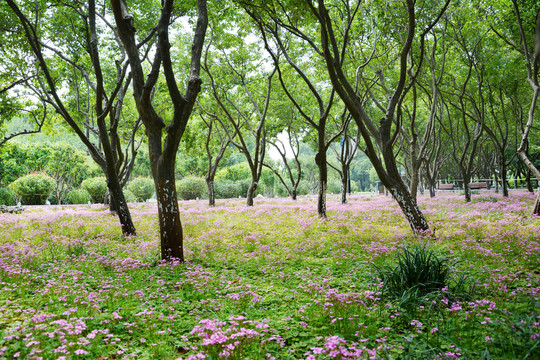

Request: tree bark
left=291, top=186, right=297, bottom=200
left=246, top=181, right=257, bottom=207
left=340, top=164, right=348, bottom=204
left=500, top=155, right=508, bottom=197
left=206, top=178, right=215, bottom=207
left=388, top=182, right=429, bottom=232
left=315, top=150, right=327, bottom=217
left=463, top=173, right=471, bottom=202
left=154, top=164, right=183, bottom=260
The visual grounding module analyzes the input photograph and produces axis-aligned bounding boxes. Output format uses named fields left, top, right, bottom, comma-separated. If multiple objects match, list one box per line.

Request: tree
left=327, top=115, right=358, bottom=204
left=111, top=0, right=208, bottom=260
left=242, top=3, right=341, bottom=217
left=201, top=25, right=275, bottom=207
left=263, top=107, right=304, bottom=200
left=47, top=143, right=88, bottom=204
left=196, top=110, right=232, bottom=206
left=510, top=0, right=540, bottom=213
left=305, top=0, right=449, bottom=231
left=6, top=0, right=137, bottom=235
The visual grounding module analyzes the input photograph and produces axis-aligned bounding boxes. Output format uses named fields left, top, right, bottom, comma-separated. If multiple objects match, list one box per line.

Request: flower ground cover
left=0, top=192, right=538, bottom=359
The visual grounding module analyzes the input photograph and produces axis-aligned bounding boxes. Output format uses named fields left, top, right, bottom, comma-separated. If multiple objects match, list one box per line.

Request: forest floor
left=0, top=192, right=539, bottom=359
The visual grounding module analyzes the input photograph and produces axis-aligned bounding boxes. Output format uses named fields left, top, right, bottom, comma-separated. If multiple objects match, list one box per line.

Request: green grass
left=0, top=193, right=539, bottom=359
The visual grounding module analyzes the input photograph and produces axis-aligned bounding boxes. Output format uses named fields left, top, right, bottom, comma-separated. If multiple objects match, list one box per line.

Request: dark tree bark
left=511, top=0, right=540, bottom=214
left=6, top=0, right=136, bottom=235
left=303, top=0, right=450, bottom=231
left=111, top=0, right=208, bottom=260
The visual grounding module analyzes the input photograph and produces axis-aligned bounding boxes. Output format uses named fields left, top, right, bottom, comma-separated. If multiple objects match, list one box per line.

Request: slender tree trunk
left=315, top=150, right=327, bottom=217
left=526, top=170, right=534, bottom=192
left=463, top=173, right=471, bottom=202
left=494, top=169, right=499, bottom=194
left=501, top=158, right=508, bottom=197
left=206, top=178, right=215, bottom=207
left=340, top=165, right=348, bottom=204
left=246, top=181, right=257, bottom=206
left=409, top=165, right=420, bottom=201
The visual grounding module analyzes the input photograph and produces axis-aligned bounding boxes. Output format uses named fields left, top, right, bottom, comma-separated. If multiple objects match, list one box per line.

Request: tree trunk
left=463, top=173, right=471, bottom=202
left=388, top=181, right=429, bottom=232
left=246, top=181, right=257, bottom=206
left=409, top=167, right=419, bottom=201
left=533, top=194, right=540, bottom=216
left=207, top=178, right=215, bottom=207
left=340, top=173, right=347, bottom=204
left=526, top=170, right=534, bottom=192
left=106, top=174, right=136, bottom=236
left=291, top=186, right=297, bottom=200
left=429, top=184, right=435, bottom=198
left=154, top=165, right=183, bottom=261
left=494, top=169, right=499, bottom=194
left=500, top=158, right=508, bottom=197
left=315, top=150, right=327, bottom=217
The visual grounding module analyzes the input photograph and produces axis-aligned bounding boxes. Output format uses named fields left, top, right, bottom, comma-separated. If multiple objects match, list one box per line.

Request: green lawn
left=0, top=192, right=538, bottom=359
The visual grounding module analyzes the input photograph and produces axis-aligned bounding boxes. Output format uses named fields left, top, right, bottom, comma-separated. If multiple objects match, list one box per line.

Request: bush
left=214, top=180, right=242, bottom=199
left=9, top=173, right=56, bottom=205
left=327, top=179, right=342, bottom=194
left=128, top=177, right=155, bottom=202
left=81, top=177, right=107, bottom=203
left=0, top=187, right=16, bottom=206
left=67, top=189, right=91, bottom=205
left=123, top=189, right=138, bottom=203
left=176, top=176, right=206, bottom=200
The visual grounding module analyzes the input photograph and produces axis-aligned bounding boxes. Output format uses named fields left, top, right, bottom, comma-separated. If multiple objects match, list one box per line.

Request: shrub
left=9, top=173, right=56, bottom=205
left=81, top=177, right=107, bottom=203
left=67, top=189, right=91, bottom=205
left=0, top=187, right=16, bottom=206
left=123, top=189, right=138, bottom=203
left=328, top=179, right=342, bottom=194
left=177, top=176, right=206, bottom=200
left=128, top=177, right=155, bottom=202
left=214, top=180, right=242, bottom=199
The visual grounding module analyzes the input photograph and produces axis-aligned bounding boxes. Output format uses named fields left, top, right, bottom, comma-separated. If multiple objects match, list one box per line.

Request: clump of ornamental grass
left=375, top=244, right=474, bottom=311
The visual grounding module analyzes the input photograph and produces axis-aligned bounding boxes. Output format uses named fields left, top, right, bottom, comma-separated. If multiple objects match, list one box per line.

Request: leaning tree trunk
left=387, top=180, right=429, bottom=232
left=315, top=150, right=328, bottom=218
left=107, top=176, right=136, bottom=235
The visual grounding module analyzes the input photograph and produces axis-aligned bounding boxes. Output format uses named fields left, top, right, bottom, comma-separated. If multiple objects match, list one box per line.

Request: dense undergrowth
left=0, top=192, right=538, bottom=359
